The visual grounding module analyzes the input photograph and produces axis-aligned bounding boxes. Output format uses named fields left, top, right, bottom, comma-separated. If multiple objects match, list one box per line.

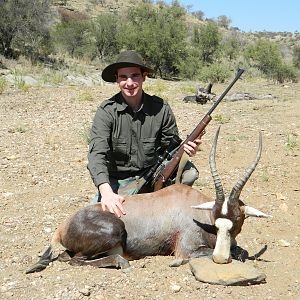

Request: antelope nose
left=212, top=254, right=232, bottom=264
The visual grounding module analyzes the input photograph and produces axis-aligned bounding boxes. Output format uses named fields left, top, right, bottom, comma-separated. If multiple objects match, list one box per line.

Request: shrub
left=198, top=63, right=231, bottom=83
left=119, top=2, right=188, bottom=78
left=0, top=0, right=52, bottom=60
left=244, top=39, right=282, bottom=76
left=293, top=46, right=300, bottom=69
left=51, top=20, right=93, bottom=59
left=192, top=22, right=221, bottom=64
left=272, top=63, right=298, bottom=83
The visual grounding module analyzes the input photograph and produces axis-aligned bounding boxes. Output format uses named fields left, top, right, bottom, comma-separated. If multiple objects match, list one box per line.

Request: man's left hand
left=183, top=138, right=201, bottom=157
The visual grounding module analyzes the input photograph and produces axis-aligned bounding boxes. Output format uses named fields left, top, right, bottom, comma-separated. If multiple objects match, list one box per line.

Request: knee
left=181, top=167, right=199, bottom=186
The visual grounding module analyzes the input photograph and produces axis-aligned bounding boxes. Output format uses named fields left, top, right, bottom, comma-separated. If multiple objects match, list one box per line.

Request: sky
left=165, top=0, right=299, bottom=32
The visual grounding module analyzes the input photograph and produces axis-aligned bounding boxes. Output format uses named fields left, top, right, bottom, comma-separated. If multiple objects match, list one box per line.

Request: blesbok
left=26, top=127, right=270, bottom=274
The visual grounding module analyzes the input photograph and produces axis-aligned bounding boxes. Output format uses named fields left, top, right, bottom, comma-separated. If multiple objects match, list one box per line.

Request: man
left=88, top=50, right=200, bottom=217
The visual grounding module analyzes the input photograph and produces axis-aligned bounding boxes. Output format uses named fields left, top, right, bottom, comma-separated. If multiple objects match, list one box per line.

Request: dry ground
left=0, top=77, right=299, bottom=299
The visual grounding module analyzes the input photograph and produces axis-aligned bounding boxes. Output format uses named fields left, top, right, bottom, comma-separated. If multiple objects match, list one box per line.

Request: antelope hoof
left=169, top=258, right=189, bottom=267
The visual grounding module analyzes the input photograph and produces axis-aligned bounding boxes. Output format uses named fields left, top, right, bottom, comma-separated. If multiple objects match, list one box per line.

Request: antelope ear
left=244, top=206, right=272, bottom=218
left=191, top=201, right=215, bottom=210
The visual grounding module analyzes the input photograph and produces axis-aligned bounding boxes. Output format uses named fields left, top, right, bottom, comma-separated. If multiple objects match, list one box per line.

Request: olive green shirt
left=87, top=91, right=179, bottom=187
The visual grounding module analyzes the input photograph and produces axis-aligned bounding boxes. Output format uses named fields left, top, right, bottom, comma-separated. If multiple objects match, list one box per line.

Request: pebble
left=278, top=239, right=290, bottom=247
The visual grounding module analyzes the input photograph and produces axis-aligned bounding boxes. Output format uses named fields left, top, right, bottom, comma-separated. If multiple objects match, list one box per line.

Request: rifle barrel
left=207, top=68, right=244, bottom=115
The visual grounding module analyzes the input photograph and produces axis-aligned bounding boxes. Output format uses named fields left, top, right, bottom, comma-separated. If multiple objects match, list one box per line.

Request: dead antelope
left=26, top=127, right=270, bottom=274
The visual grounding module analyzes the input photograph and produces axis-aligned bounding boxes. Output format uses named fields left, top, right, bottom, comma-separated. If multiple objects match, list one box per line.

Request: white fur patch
left=213, top=218, right=233, bottom=264
left=221, top=198, right=229, bottom=215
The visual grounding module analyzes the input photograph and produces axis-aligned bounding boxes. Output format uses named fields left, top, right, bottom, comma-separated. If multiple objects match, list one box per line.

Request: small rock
left=190, top=257, right=266, bottom=286
left=2, top=192, right=14, bottom=198
left=79, top=287, right=91, bottom=296
left=278, top=239, right=290, bottom=247
left=44, top=227, right=52, bottom=233
left=279, top=203, right=288, bottom=212
left=170, top=284, right=181, bottom=292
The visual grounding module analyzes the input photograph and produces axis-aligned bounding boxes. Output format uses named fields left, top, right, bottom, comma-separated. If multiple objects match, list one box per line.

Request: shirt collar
left=115, top=92, right=151, bottom=115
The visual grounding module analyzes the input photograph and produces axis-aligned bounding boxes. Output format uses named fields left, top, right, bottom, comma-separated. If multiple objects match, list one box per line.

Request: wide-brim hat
left=101, top=50, right=154, bottom=82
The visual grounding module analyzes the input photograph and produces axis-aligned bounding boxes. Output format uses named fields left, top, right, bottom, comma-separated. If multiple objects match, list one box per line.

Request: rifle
left=118, top=68, right=244, bottom=196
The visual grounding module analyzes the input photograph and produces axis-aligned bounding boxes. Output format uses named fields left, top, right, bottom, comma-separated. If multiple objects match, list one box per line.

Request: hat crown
left=101, top=50, right=153, bottom=82
left=116, top=50, right=144, bottom=65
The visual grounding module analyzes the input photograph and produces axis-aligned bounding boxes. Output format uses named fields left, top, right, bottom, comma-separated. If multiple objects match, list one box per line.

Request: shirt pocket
left=112, top=137, right=129, bottom=166
left=142, top=137, right=157, bottom=167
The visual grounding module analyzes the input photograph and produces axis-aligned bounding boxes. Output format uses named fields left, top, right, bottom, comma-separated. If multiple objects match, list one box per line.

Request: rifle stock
left=153, top=68, right=245, bottom=191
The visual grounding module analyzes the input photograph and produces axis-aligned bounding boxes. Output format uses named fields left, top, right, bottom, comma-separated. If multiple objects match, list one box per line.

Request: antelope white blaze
left=221, top=198, right=229, bottom=215
left=213, top=218, right=233, bottom=264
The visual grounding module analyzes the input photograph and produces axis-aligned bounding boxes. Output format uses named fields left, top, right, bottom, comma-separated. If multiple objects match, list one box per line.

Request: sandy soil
left=1, top=77, right=299, bottom=299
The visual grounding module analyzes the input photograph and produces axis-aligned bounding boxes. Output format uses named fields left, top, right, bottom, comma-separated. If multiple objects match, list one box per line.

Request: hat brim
left=101, top=62, right=154, bottom=83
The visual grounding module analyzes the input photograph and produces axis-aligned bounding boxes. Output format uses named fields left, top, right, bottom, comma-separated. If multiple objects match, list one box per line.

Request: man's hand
left=98, top=183, right=126, bottom=218
left=183, top=138, right=201, bottom=157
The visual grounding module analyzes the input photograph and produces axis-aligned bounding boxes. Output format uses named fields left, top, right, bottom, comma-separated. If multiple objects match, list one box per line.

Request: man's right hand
left=98, top=183, right=126, bottom=218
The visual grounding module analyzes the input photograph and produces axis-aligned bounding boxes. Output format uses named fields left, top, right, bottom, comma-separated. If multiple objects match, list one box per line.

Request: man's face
left=116, top=67, right=147, bottom=100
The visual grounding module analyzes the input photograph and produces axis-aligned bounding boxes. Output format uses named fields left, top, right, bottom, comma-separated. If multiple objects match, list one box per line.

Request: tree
left=222, top=34, right=241, bottom=60
left=217, top=15, right=231, bottom=29
left=119, top=2, right=188, bottom=77
left=293, top=46, right=300, bottom=69
left=90, top=14, right=121, bottom=60
left=193, top=22, right=221, bottom=64
left=244, top=39, right=297, bottom=82
left=244, top=39, right=282, bottom=75
left=0, top=0, right=52, bottom=60
left=51, top=20, right=91, bottom=58
left=191, top=10, right=205, bottom=21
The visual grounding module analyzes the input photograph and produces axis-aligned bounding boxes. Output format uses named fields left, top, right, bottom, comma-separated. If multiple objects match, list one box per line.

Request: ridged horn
left=209, top=126, right=225, bottom=204
left=229, top=131, right=262, bottom=203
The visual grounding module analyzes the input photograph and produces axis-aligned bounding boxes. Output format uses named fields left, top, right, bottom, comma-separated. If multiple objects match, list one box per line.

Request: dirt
left=1, top=78, right=299, bottom=299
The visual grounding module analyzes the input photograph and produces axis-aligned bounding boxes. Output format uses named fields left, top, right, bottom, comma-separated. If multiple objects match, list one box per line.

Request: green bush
left=90, top=14, right=121, bottom=60
left=293, top=46, right=300, bottom=69
left=0, top=0, right=52, bottom=60
left=119, top=2, right=188, bottom=78
left=51, top=20, right=93, bottom=59
left=244, top=39, right=282, bottom=76
left=192, top=22, right=221, bottom=64
left=198, top=63, right=231, bottom=83
left=177, top=52, right=203, bottom=80
left=271, top=63, right=298, bottom=83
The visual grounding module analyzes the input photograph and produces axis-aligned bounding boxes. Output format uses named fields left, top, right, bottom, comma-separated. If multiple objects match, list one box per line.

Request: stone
left=189, top=257, right=266, bottom=286
left=278, top=239, right=290, bottom=247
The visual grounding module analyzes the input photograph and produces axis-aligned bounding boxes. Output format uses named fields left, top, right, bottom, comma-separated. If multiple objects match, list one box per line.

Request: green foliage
left=244, top=39, right=282, bottom=75
left=0, top=0, right=52, bottom=60
left=177, top=49, right=203, bottom=79
left=119, top=2, right=188, bottom=77
left=217, top=15, right=231, bottom=29
left=285, top=133, right=298, bottom=152
left=0, top=77, right=7, bottom=94
left=198, top=63, right=231, bottom=83
left=222, top=35, right=241, bottom=61
left=271, top=63, right=298, bottom=83
left=90, top=14, right=121, bottom=60
left=213, top=114, right=230, bottom=124
left=51, top=20, right=93, bottom=59
left=78, top=91, right=94, bottom=102
left=192, top=22, right=221, bottom=64
left=191, top=10, right=205, bottom=21
left=244, top=39, right=298, bottom=83
left=293, top=46, right=300, bottom=69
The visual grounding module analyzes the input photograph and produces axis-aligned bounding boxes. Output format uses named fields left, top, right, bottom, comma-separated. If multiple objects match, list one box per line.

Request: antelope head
left=192, top=126, right=271, bottom=264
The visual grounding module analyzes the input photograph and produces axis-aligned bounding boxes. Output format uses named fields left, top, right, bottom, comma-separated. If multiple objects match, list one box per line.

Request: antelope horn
left=209, top=126, right=225, bottom=204
left=229, top=131, right=262, bottom=203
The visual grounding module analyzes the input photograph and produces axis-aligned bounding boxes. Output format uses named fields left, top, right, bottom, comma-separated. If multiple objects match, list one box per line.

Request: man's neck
left=122, top=92, right=143, bottom=112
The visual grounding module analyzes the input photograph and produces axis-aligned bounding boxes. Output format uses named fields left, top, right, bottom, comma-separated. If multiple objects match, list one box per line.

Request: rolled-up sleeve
left=87, top=105, right=112, bottom=187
